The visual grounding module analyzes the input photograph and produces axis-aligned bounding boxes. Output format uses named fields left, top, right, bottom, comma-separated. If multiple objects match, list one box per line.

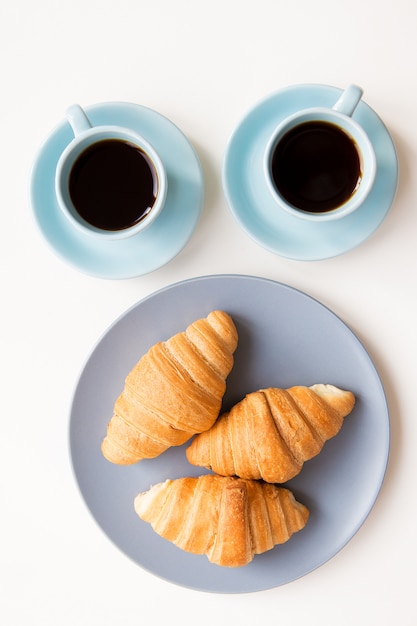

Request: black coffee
left=270, top=121, right=361, bottom=213
left=69, top=139, right=158, bottom=231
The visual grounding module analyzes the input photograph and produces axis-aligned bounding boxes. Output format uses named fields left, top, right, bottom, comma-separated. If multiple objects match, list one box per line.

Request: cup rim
left=264, top=107, right=377, bottom=222
left=55, top=125, right=168, bottom=240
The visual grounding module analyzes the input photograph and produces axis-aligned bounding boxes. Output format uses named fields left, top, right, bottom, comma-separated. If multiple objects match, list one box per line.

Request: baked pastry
left=186, top=384, right=355, bottom=483
left=101, top=311, right=238, bottom=464
left=134, top=474, right=309, bottom=567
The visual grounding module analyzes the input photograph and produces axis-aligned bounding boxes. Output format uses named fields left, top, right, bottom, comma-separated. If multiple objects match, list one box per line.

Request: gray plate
left=69, top=275, right=389, bottom=593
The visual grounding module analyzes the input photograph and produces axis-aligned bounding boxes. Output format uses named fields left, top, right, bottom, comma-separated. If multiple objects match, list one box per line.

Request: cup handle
left=332, top=84, right=363, bottom=117
left=65, top=104, right=93, bottom=136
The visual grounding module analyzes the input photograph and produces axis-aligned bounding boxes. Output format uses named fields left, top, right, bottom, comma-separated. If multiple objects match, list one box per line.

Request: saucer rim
left=222, top=83, right=398, bottom=261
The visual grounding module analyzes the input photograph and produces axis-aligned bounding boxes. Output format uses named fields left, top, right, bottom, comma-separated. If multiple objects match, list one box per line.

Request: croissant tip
left=309, top=383, right=356, bottom=414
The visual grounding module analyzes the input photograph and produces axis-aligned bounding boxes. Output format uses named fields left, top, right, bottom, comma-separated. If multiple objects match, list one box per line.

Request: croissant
left=186, top=384, right=355, bottom=483
left=101, top=311, right=238, bottom=465
left=134, top=474, right=309, bottom=567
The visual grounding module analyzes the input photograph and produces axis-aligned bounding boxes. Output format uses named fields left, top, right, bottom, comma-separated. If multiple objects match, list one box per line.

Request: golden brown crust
left=101, top=311, right=238, bottom=464
left=208, top=479, right=252, bottom=567
left=186, top=384, right=355, bottom=483
left=134, top=475, right=309, bottom=567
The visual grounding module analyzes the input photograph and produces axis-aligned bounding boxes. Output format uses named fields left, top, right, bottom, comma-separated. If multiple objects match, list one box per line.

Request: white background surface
left=1, top=0, right=416, bottom=623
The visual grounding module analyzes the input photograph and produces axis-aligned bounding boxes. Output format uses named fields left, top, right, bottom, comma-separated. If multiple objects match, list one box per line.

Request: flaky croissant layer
left=186, top=384, right=355, bottom=483
left=134, top=474, right=309, bottom=567
left=101, top=311, right=238, bottom=465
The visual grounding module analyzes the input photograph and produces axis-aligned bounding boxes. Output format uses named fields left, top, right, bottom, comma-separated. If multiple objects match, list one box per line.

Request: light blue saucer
left=223, top=84, right=398, bottom=260
left=30, top=102, right=204, bottom=279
